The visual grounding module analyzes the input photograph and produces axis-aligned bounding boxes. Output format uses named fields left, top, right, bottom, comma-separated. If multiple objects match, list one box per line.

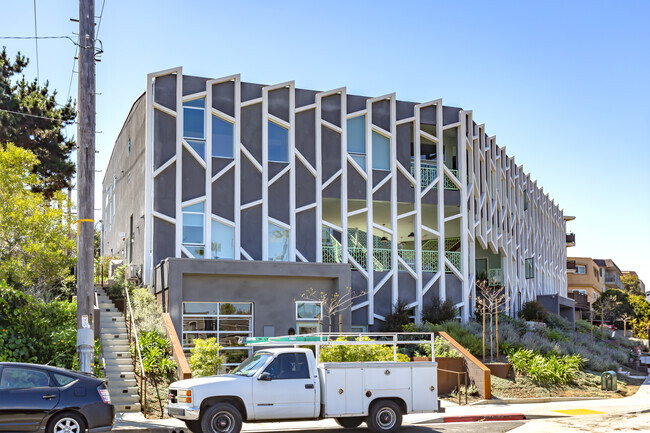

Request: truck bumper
left=165, top=404, right=200, bottom=420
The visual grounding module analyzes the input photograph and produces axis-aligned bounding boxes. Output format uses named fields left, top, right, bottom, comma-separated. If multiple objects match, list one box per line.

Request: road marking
left=552, top=409, right=606, bottom=415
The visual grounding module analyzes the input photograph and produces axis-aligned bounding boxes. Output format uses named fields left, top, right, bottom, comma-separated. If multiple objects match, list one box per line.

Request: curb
left=470, top=396, right=609, bottom=405
left=441, top=413, right=526, bottom=423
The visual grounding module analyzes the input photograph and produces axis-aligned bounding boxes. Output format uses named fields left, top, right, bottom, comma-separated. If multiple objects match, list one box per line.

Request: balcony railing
left=568, top=292, right=589, bottom=310
left=566, top=233, right=576, bottom=245
left=567, top=260, right=577, bottom=270
left=488, top=268, right=503, bottom=286
left=324, top=246, right=459, bottom=273
left=410, top=163, right=460, bottom=190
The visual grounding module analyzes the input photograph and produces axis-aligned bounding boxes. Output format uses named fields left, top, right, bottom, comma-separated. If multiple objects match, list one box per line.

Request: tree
left=621, top=273, right=643, bottom=296
left=0, top=48, right=76, bottom=197
left=422, top=296, right=457, bottom=324
left=299, top=287, right=366, bottom=332
left=380, top=299, right=412, bottom=332
left=0, top=143, right=75, bottom=298
left=475, top=281, right=512, bottom=362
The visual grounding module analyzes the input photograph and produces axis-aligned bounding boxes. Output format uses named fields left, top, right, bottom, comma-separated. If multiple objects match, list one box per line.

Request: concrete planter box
left=485, top=362, right=511, bottom=379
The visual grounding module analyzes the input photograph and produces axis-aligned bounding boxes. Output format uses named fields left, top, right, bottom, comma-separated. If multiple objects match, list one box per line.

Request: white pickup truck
left=166, top=334, right=439, bottom=433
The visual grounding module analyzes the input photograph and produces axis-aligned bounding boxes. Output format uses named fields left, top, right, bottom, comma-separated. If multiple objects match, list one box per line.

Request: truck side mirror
left=258, top=372, right=272, bottom=381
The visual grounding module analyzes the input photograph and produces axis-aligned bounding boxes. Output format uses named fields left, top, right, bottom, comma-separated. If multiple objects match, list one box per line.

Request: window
left=525, top=258, right=534, bottom=279
left=296, top=301, right=322, bottom=320
left=523, top=189, right=528, bottom=211
left=372, top=131, right=390, bottom=170
left=576, top=265, right=586, bottom=274
left=182, top=301, right=253, bottom=369
left=297, top=323, right=319, bottom=334
left=0, top=367, right=51, bottom=389
left=53, top=373, right=76, bottom=386
left=127, top=138, right=131, bottom=155
left=574, top=289, right=587, bottom=295
left=212, top=116, right=234, bottom=158
left=263, top=353, right=310, bottom=380
left=268, top=121, right=288, bottom=162
left=211, top=220, right=234, bottom=259
left=347, top=115, right=366, bottom=170
left=184, top=98, right=206, bottom=160
left=268, top=222, right=289, bottom=261
left=182, top=202, right=204, bottom=257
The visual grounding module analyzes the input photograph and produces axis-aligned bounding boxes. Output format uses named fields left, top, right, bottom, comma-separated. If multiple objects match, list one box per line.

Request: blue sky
left=2, top=0, right=649, bottom=283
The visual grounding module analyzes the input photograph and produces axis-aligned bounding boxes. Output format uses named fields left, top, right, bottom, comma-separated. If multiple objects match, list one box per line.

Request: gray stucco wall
left=154, top=258, right=352, bottom=339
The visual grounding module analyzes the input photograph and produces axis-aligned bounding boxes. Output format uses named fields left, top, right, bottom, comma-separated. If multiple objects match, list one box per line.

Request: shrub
left=106, top=265, right=137, bottom=299
left=130, top=288, right=165, bottom=335
left=575, top=320, right=594, bottom=334
left=434, top=336, right=461, bottom=358
left=189, top=338, right=225, bottom=376
left=403, top=321, right=483, bottom=358
left=544, top=313, right=572, bottom=331
left=320, top=337, right=410, bottom=362
left=137, top=331, right=177, bottom=380
left=380, top=299, right=413, bottom=332
left=519, top=301, right=548, bottom=322
left=422, top=296, right=457, bottom=324
left=507, top=348, right=582, bottom=385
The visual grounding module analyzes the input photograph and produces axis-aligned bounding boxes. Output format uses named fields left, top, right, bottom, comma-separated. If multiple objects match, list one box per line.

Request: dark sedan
left=0, top=362, right=115, bottom=433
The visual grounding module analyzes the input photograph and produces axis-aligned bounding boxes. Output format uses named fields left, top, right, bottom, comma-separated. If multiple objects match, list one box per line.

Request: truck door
left=253, top=353, right=316, bottom=419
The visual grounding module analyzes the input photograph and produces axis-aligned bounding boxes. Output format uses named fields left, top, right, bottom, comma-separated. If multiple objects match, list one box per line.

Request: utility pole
left=76, top=0, right=96, bottom=373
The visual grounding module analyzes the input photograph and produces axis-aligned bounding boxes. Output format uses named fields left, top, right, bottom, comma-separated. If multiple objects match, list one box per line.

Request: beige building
left=567, top=257, right=603, bottom=320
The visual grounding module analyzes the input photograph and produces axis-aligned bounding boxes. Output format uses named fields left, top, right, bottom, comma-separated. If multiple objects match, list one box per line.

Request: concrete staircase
left=96, top=287, right=141, bottom=413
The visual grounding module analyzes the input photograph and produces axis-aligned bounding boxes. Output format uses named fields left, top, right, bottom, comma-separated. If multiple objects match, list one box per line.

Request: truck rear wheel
left=366, top=400, right=402, bottom=433
left=200, top=403, right=242, bottom=433
left=335, top=416, right=364, bottom=428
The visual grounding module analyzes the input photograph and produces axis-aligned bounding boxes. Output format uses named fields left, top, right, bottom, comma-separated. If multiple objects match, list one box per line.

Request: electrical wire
left=33, top=0, right=39, bottom=83
left=0, top=107, right=75, bottom=121
left=95, top=0, right=106, bottom=40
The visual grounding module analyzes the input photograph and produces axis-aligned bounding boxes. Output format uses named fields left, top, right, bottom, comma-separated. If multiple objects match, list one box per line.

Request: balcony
left=566, top=233, right=576, bottom=247
left=605, top=276, right=624, bottom=290
left=410, top=162, right=459, bottom=190
left=488, top=268, right=503, bottom=286
left=567, top=260, right=577, bottom=273
left=568, top=292, right=589, bottom=310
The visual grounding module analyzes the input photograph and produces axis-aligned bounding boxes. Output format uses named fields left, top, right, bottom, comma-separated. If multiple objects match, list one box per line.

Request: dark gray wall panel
left=422, top=277, right=440, bottom=307
left=372, top=175, right=390, bottom=202
left=240, top=157, right=262, bottom=204
left=351, top=307, right=368, bottom=327
left=153, top=163, right=176, bottom=218
left=347, top=163, right=365, bottom=200
left=212, top=168, right=234, bottom=222
left=212, top=157, right=233, bottom=178
left=347, top=94, right=367, bottom=113
left=321, top=94, right=341, bottom=127
left=296, top=88, right=317, bottom=108
left=153, top=218, right=175, bottom=266
left=443, top=106, right=462, bottom=125
left=396, top=172, right=415, bottom=204
left=396, top=123, right=412, bottom=169
left=372, top=272, right=392, bottom=318
left=241, top=82, right=264, bottom=101
left=183, top=75, right=208, bottom=96
left=296, top=208, right=316, bottom=262
left=420, top=105, right=436, bottom=126
left=397, top=273, right=417, bottom=305
left=321, top=126, right=341, bottom=181
left=153, top=110, right=176, bottom=170
left=371, top=99, right=390, bottom=132
left=241, top=206, right=262, bottom=260
left=296, top=111, right=316, bottom=168
left=241, top=104, right=262, bottom=163
left=268, top=173, right=290, bottom=225
left=396, top=101, right=415, bottom=121
left=154, top=74, right=176, bottom=111
left=212, top=81, right=234, bottom=117
left=351, top=272, right=369, bottom=303
left=295, top=161, right=315, bottom=208
left=268, top=87, right=290, bottom=122
left=322, top=177, right=341, bottom=199
left=268, top=161, right=287, bottom=180
left=181, top=148, right=206, bottom=201
left=445, top=275, right=463, bottom=305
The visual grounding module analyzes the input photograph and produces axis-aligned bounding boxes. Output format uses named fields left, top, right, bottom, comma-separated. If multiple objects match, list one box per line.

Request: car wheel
left=48, top=412, right=86, bottom=433
left=366, top=400, right=402, bottom=433
left=185, top=420, right=203, bottom=433
left=200, top=402, right=242, bottom=433
left=335, top=416, right=364, bottom=428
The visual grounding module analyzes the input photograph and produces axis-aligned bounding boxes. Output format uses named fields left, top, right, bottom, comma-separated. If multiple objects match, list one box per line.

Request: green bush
left=137, top=331, right=177, bottom=380
left=519, top=301, right=548, bottom=322
left=189, top=338, right=225, bottom=376
left=403, top=321, right=483, bottom=358
left=508, top=348, right=582, bottom=385
left=422, top=296, right=457, bottom=324
left=380, top=300, right=413, bottom=332
left=130, top=288, right=165, bottom=335
left=320, top=337, right=410, bottom=362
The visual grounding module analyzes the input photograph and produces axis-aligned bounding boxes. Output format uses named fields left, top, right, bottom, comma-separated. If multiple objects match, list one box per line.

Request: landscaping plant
left=189, top=337, right=225, bottom=376
left=507, top=348, right=582, bottom=385
left=319, top=336, right=410, bottom=362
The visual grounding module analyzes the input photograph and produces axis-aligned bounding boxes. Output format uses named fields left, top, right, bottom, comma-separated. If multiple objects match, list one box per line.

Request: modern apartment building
left=102, top=68, right=571, bottom=361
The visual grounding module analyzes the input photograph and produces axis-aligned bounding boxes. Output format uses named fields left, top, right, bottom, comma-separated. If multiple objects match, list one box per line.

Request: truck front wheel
left=335, top=416, right=364, bottom=428
left=366, top=400, right=402, bottom=433
left=200, top=403, right=242, bottom=433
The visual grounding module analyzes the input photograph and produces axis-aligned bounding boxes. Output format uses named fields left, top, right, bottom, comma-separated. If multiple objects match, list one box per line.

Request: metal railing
left=446, top=251, right=462, bottom=272
left=124, top=287, right=146, bottom=413
left=410, top=163, right=460, bottom=190
left=488, top=268, right=503, bottom=286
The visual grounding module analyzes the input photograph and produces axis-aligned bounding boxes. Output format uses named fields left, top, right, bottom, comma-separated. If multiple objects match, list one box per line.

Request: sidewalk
left=111, top=374, right=650, bottom=432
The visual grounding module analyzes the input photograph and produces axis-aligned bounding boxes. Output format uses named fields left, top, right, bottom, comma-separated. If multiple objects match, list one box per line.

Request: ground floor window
left=295, top=301, right=321, bottom=334
left=182, top=301, right=253, bottom=370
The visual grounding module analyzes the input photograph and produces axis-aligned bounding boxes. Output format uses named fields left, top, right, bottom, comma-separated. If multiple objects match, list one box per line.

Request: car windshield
left=231, top=352, right=272, bottom=377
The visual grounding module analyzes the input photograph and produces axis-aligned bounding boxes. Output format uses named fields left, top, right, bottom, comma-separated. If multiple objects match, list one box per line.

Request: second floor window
left=184, top=98, right=206, bottom=160
left=347, top=115, right=366, bottom=170
left=576, top=265, right=586, bottom=274
left=268, top=121, right=288, bottom=163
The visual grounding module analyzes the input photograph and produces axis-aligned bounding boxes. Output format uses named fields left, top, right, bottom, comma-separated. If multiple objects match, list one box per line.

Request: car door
left=252, top=353, right=316, bottom=420
left=0, top=366, right=60, bottom=432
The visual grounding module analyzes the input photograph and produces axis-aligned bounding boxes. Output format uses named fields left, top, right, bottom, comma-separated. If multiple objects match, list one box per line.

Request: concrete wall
left=154, top=258, right=352, bottom=339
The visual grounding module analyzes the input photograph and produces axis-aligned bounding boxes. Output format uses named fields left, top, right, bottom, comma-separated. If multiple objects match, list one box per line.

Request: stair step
left=106, top=371, right=136, bottom=380
left=106, top=378, right=137, bottom=388
left=114, top=403, right=141, bottom=413
left=101, top=326, right=128, bottom=333
left=110, top=394, right=141, bottom=403
left=108, top=386, right=139, bottom=395
left=103, top=351, right=131, bottom=359
left=102, top=311, right=121, bottom=317
left=104, top=357, right=132, bottom=366
left=102, top=333, right=128, bottom=339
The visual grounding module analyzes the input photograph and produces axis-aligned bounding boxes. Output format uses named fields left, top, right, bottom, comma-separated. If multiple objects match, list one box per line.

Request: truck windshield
left=231, top=352, right=272, bottom=377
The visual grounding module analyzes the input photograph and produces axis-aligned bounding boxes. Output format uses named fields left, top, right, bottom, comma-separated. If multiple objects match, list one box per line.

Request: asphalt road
left=238, top=421, right=527, bottom=433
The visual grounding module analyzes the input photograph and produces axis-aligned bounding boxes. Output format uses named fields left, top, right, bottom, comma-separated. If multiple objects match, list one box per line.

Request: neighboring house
left=103, top=68, right=572, bottom=362
left=594, top=259, right=624, bottom=291
left=567, top=257, right=602, bottom=320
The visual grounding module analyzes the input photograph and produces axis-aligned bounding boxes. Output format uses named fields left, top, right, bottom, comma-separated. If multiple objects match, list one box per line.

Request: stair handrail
left=124, top=286, right=146, bottom=411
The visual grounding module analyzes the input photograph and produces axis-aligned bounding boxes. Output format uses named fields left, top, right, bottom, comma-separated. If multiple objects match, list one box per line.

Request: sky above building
left=2, top=0, right=649, bottom=283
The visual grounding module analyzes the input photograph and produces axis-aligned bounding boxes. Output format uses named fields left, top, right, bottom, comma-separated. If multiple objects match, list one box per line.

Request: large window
left=296, top=301, right=322, bottom=335
left=182, top=302, right=253, bottom=370
left=183, top=98, right=205, bottom=159
left=525, top=257, right=534, bottom=279
left=347, top=115, right=366, bottom=170
left=372, top=131, right=390, bottom=170
left=268, top=222, right=289, bottom=261
left=212, top=116, right=234, bottom=158
left=576, top=265, right=586, bottom=274
left=211, top=220, right=234, bottom=259
left=182, top=202, right=204, bottom=258
left=268, top=121, right=288, bottom=163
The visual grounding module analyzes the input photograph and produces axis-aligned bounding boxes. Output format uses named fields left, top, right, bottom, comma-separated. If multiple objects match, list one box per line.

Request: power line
left=66, top=40, right=79, bottom=102
left=95, top=0, right=106, bottom=40
left=0, top=107, right=74, bottom=121
left=33, top=0, right=39, bottom=83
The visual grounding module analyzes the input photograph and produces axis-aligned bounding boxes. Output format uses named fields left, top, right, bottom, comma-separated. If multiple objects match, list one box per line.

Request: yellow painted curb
left=552, top=408, right=606, bottom=415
